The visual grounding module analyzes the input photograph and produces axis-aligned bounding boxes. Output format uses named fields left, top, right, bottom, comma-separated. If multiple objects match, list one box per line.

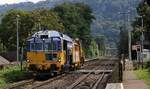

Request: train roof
left=32, top=30, right=60, bottom=37
left=62, top=34, right=72, bottom=42
left=28, top=30, right=73, bottom=42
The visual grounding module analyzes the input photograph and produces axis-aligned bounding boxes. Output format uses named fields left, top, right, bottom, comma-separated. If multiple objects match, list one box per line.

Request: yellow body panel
left=27, top=51, right=45, bottom=64
left=27, top=51, right=65, bottom=72
left=58, top=51, right=65, bottom=65
left=26, top=41, right=84, bottom=73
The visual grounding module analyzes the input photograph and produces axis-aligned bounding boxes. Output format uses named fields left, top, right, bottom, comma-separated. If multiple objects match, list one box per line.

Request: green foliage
left=94, top=35, right=106, bottom=52
left=0, top=65, right=30, bottom=86
left=0, top=8, right=64, bottom=51
left=53, top=2, right=95, bottom=38
left=0, top=0, right=142, bottom=46
left=53, top=2, right=95, bottom=57
left=135, top=69, right=150, bottom=80
left=118, top=27, right=128, bottom=56
left=31, top=8, right=64, bottom=32
left=0, top=2, right=96, bottom=57
left=132, top=0, right=150, bottom=49
left=135, top=69, right=150, bottom=88
left=85, top=36, right=106, bottom=58
left=0, top=9, right=34, bottom=50
left=88, top=39, right=99, bottom=58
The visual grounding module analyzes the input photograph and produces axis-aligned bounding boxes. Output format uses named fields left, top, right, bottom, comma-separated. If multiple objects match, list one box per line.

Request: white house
left=143, top=49, right=150, bottom=60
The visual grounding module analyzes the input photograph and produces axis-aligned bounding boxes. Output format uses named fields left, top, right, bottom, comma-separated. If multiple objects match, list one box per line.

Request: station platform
left=123, top=71, right=149, bottom=89
left=105, top=83, right=123, bottom=89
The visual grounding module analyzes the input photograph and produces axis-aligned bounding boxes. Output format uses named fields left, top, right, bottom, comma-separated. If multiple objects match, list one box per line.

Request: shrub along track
left=3, top=58, right=117, bottom=89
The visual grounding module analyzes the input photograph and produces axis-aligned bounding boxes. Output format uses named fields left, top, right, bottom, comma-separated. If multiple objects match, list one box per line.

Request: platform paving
left=123, top=71, right=149, bottom=89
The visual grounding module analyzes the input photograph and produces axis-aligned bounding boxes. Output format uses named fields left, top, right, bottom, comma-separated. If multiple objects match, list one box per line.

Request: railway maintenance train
left=26, top=30, right=85, bottom=76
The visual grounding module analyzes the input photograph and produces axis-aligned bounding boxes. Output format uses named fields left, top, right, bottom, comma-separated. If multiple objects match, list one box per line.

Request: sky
left=0, top=0, right=45, bottom=5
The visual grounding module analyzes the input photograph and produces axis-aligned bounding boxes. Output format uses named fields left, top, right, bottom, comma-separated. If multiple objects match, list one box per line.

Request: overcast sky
left=0, top=0, right=45, bottom=5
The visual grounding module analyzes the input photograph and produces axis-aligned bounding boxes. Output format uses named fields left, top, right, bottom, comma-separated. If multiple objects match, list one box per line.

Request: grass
left=0, top=64, right=31, bottom=87
left=135, top=69, right=150, bottom=88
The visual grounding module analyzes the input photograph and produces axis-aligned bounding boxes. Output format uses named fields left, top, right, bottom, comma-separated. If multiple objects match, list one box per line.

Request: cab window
left=31, top=43, right=43, bottom=51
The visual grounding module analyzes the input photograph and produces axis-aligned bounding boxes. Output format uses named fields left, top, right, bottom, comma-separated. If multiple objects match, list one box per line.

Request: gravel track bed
left=37, top=73, right=81, bottom=89
left=35, top=59, right=106, bottom=89
left=75, top=74, right=100, bottom=89
left=5, top=59, right=117, bottom=89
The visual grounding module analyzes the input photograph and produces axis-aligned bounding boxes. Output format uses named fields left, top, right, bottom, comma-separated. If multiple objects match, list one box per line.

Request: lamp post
left=38, top=18, right=41, bottom=31
left=16, top=14, right=20, bottom=62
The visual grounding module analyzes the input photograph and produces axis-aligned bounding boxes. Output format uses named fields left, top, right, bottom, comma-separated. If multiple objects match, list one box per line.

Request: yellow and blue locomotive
left=26, top=30, right=84, bottom=75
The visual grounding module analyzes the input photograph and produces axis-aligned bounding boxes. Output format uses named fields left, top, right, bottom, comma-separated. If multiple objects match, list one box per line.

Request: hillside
left=0, top=0, right=142, bottom=45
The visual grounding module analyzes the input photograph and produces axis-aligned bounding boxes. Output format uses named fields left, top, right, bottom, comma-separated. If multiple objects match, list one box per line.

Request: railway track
left=5, top=79, right=34, bottom=89
left=66, top=69, right=106, bottom=89
left=5, top=74, right=66, bottom=89
left=3, top=59, right=98, bottom=89
left=66, top=60, right=113, bottom=89
left=3, top=58, right=118, bottom=89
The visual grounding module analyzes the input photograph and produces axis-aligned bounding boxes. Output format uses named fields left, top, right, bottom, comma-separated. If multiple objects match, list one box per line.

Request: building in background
left=143, top=49, right=150, bottom=60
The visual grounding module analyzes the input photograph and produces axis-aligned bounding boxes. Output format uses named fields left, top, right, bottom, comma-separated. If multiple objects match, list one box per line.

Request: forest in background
left=0, top=2, right=106, bottom=58
left=0, top=0, right=142, bottom=48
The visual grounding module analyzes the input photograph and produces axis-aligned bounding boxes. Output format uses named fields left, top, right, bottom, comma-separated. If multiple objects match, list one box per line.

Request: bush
left=0, top=64, right=31, bottom=86
left=135, top=69, right=150, bottom=87
left=147, top=61, right=150, bottom=72
left=144, top=58, right=150, bottom=72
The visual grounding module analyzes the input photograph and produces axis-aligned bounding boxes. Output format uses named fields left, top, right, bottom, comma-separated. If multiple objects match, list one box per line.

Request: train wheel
left=60, top=65, right=65, bottom=74
left=50, top=72, right=55, bottom=77
left=81, top=57, right=85, bottom=66
left=54, top=72, right=58, bottom=76
left=34, top=74, right=42, bottom=80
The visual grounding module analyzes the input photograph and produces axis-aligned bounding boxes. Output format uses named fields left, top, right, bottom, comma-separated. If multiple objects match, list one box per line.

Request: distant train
left=26, top=30, right=85, bottom=76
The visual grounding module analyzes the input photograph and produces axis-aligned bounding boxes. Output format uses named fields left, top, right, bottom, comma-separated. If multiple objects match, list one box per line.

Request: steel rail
left=66, top=66, right=101, bottom=89
left=32, top=74, right=66, bottom=89
left=92, top=73, right=105, bottom=89
left=5, top=79, right=34, bottom=89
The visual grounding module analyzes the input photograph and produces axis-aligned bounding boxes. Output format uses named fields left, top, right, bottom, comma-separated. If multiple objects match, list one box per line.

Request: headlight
left=58, top=60, right=61, bottom=62
left=27, top=59, right=30, bottom=62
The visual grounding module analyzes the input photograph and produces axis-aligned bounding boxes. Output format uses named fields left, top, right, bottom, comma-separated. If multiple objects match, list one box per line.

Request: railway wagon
left=26, top=30, right=84, bottom=76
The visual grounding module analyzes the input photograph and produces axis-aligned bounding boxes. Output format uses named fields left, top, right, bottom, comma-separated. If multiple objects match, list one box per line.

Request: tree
left=118, top=27, right=128, bottom=57
left=132, top=0, right=150, bottom=49
left=0, top=3, right=95, bottom=58
left=53, top=2, right=95, bottom=57
left=0, top=8, right=64, bottom=51
left=0, top=9, right=34, bottom=50
left=31, top=8, right=64, bottom=32
left=94, top=35, right=106, bottom=56
left=53, top=2, right=95, bottom=37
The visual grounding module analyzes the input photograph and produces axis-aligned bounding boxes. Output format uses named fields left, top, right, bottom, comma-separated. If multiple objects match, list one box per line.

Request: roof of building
left=143, top=49, right=150, bottom=52
left=0, top=56, right=10, bottom=65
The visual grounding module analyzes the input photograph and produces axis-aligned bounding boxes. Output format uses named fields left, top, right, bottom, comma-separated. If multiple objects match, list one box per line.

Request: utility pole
left=16, top=14, right=20, bottom=62
left=138, top=15, right=145, bottom=69
left=141, top=16, right=144, bottom=69
left=38, top=18, right=41, bottom=31
left=127, top=12, right=132, bottom=61
left=0, top=14, right=4, bottom=52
